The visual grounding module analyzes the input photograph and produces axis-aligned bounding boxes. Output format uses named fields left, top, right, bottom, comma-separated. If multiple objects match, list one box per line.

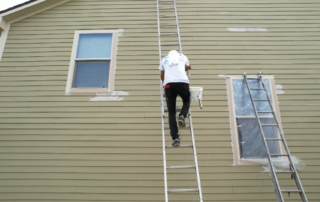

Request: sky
left=0, top=0, right=28, bottom=11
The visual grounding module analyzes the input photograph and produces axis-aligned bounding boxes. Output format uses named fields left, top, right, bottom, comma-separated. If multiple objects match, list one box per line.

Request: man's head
left=168, top=50, right=179, bottom=56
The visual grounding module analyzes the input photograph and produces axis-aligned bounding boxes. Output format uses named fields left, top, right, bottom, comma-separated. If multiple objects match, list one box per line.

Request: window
left=226, top=75, right=286, bottom=165
left=65, top=30, right=118, bottom=94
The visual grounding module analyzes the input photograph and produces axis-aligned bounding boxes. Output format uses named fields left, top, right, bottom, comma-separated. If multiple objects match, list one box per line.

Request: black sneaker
left=172, top=139, right=180, bottom=147
left=178, top=115, right=186, bottom=127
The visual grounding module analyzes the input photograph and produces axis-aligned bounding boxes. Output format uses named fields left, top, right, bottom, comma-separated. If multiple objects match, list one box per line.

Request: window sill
left=235, top=159, right=264, bottom=166
left=66, top=88, right=113, bottom=95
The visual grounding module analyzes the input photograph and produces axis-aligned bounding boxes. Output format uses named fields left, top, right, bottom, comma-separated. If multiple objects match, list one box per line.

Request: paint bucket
left=189, top=86, right=203, bottom=101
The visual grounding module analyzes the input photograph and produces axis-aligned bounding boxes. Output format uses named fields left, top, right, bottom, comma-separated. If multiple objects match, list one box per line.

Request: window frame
left=226, top=75, right=286, bottom=166
left=65, top=30, right=118, bottom=94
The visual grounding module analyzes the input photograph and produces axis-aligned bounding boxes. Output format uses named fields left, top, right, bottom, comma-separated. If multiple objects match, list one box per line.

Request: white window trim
left=226, top=75, right=286, bottom=166
left=65, top=30, right=118, bottom=95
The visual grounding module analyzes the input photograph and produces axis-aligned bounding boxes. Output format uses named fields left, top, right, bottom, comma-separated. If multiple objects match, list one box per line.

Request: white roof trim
left=0, top=0, right=48, bottom=17
left=0, top=0, right=70, bottom=23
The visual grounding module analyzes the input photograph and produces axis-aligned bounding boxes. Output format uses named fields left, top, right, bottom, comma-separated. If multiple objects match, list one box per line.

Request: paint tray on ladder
left=189, top=86, right=203, bottom=109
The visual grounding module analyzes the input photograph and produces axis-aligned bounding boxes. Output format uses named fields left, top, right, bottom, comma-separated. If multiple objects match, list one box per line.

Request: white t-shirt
left=159, top=53, right=190, bottom=86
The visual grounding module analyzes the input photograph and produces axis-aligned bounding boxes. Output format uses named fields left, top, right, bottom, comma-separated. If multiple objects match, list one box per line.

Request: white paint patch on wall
left=227, top=28, right=267, bottom=32
left=118, top=29, right=124, bottom=37
left=276, top=90, right=285, bottom=94
left=89, top=91, right=129, bottom=101
left=90, top=96, right=124, bottom=101
left=114, top=29, right=123, bottom=75
left=275, top=84, right=285, bottom=94
left=218, top=74, right=227, bottom=79
left=275, top=84, right=283, bottom=89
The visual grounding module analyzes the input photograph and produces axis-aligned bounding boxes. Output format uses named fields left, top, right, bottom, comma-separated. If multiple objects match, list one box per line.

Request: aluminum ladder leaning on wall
left=156, top=0, right=203, bottom=201
left=243, top=72, right=308, bottom=202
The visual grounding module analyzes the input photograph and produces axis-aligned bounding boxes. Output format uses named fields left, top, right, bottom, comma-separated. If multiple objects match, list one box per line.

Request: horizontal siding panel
left=0, top=140, right=231, bottom=147
left=0, top=166, right=266, bottom=174
left=0, top=72, right=319, bottom=79
left=0, top=111, right=315, bottom=118
left=0, top=187, right=233, bottom=194
left=25, top=14, right=320, bottom=20
left=0, top=179, right=265, bottom=187
left=0, top=128, right=316, bottom=135
left=0, top=140, right=319, bottom=147
left=1, top=69, right=318, bottom=76
left=2, top=65, right=320, bottom=72
left=0, top=153, right=232, bottom=161
left=14, top=17, right=320, bottom=25
left=0, top=95, right=318, bottom=102
left=0, top=153, right=317, bottom=162
left=5, top=50, right=320, bottom=57
left=0, top=135, right=230, bottom=141
left=9, top=27, right=320, bottom=35
left=0, top=117, right=319, bottom=124
left=1, top=193, right=319, bottom=201
left=0, top=147, right=232, bottom=154
left=0, top=106, right=230, bottom=113
left=0, top=173, right=317, bottom=181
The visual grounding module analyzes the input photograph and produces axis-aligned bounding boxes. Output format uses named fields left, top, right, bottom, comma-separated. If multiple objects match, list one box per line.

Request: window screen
left=232, top=79, right=280, bottom=159
left=73, top=33, right=113, bottom=88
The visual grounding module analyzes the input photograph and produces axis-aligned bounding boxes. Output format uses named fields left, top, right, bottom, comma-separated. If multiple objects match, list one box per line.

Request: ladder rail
left=173, top=0, right=182, bottom=53
left=188, top=113, right=204, bottom=202
left=157, top=0, right=203, bottom=201
left=157, top=0, right=168, bottom=201
left=243, top=73, right=284, bottom=202
left=259, top=75, right=308, bottom=202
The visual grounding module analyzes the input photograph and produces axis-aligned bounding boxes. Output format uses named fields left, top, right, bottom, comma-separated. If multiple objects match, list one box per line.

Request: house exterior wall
left=0, top=0, right=319, bottom=201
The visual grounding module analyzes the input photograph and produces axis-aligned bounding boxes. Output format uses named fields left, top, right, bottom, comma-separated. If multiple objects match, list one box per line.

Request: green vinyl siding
left=0, top=0, right=319, bottom=201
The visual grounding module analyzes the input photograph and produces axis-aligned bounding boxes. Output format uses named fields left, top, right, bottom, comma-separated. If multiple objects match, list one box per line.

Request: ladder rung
left=167, top=188, right=199, bottom=193
left=159, top=7, right=174, bottom=10
left=258, top=111, right=274, bottom=113
left=250, top=88, right=264, bottom=90
left=266, top=138, right=283, bottom=141
left=165, top=126, right=190, bottom=130
left=254, top=99, right=269, bottom=101
left=165, top=144, right=193, bottom=148
left=160, top=33, right=178, bottom=36
left=159, top=0, right=174, bottom=2
left=281, top=190, right=301, bottom=193
left=261, top=124, right=278, bottom=127
left=164, top=107, right=182, bottom=112
left=161, top=43, right=180, bottom=46
left=160, top=24, right=177, bottom=27
left=276, top=171, right=293, bottom=174
left=167, top=165, right=196, bottom=169
left=270, top=154, right=289, bottom=157
left=160, top=15, right=176, bottom=18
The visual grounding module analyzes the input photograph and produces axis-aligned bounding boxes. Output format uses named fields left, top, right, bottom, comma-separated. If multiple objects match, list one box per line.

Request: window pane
left=73, top=61, right=110, bottom=88
left=77, top=33, right=113, bottom=59
left=237, top=118, right=280, bottom=159
left=233, top=79, right=273, bottom=117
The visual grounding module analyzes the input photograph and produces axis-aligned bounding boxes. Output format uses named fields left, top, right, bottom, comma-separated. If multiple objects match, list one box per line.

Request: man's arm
left=160, top=70, right=165, bottom=81
left=185, top=64, right=191, bottom=71
left=183, top=54, right=191, bottom=71
left=159, top=59, right=165, bottom=81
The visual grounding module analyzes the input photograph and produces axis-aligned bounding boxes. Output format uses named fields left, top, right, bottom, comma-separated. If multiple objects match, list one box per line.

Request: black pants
left=164, top=82, right=190, bottom=140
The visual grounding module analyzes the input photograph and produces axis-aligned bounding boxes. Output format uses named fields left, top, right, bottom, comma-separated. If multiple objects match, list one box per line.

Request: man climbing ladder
left=159, top=50, right=192, bottom=146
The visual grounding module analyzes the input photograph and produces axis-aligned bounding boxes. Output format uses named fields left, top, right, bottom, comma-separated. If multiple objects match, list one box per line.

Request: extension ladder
left=243, top=72, right=308, bottom=202
left=156, top=0, right=203, bottom=201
